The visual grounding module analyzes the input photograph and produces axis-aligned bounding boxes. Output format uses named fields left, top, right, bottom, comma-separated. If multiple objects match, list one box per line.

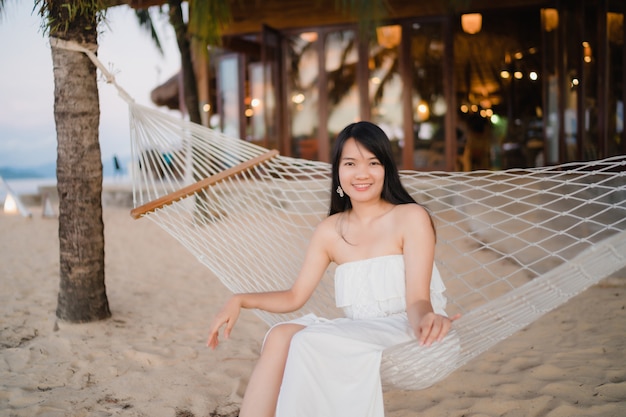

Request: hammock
left=125, top=102, right=626, bottom=391
left=52, top=38, right=626, bottom=391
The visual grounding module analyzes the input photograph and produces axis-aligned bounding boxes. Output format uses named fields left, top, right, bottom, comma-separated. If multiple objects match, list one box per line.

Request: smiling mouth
left=352, top=184, right=371, bottom=191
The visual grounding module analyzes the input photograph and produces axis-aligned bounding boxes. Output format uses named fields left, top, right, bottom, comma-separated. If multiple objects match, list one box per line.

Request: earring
left=336, top=185, right=344, bottom=197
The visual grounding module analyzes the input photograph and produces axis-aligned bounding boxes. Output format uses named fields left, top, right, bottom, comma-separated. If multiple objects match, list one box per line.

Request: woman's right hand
left=207, top=295, right=242, bottom=349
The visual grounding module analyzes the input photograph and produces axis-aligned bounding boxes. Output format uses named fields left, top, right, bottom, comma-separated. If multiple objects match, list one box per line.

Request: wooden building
left=153, top=0, right=626, bottom=171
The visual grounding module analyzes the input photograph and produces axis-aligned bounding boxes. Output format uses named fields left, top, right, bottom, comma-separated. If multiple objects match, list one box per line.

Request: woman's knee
left=262, top=323, right=304, bottom=354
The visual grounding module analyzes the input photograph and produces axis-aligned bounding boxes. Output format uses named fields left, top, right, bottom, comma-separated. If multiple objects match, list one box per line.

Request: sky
left=0, top=2, right=182, bottom=169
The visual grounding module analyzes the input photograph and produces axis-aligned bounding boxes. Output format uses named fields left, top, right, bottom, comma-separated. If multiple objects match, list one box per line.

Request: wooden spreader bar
left=130, top=149, right=279, bottom=219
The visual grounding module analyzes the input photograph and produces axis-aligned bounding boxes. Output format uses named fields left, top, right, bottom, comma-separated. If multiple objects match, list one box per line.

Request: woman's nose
left=355, top=165, right=369, bottom=178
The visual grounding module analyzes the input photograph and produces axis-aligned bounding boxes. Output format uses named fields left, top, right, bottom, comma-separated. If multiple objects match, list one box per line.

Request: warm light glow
left=251, top=98, right=260, bottom=108
left=292, top=93, right=305, bottom=104
left=461, top=13, right=482, bottom=34
left=514, top=52, right=523, bottom=60
left=432, top=95, right=447, bottom=116
left=245, top=108, right=254, bottom=117
left=572, top=78, right=580, bottom=86
left=370, top=76, right=382, bottom=85
left=416, top=100, right=430, bottom=121
left=460, top=104, right=469, bottom=113
left=542, top=8, right=559, bottom=32
left=514, top=71, right=523, bottom=79
left=202, top=103, right=211, bottom=112
left=529, top=71, right=538, bottom=81
left=583, top=42, right=592, bottom=63
left=3, top=194, right=17, bottom=214
left=500, top=70, right=511, bottom=79
left=470, top=104, right=479, bottom=113
left=376, top=25, right=401, bottom=49
left=300, top=32, right=318, bottom=43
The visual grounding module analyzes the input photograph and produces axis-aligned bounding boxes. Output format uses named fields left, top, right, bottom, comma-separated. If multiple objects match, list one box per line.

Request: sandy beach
left=1, top=203, right=625, bottom=417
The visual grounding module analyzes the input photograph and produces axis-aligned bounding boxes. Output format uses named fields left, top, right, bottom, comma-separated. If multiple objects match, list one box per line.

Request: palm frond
left=134, top=8, right=164, bottom=56
left=188, top=0, right=232, bottom=58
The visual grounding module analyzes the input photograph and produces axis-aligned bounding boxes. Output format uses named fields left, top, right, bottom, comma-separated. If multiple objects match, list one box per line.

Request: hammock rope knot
left=50, top=36, right=135, bottom=104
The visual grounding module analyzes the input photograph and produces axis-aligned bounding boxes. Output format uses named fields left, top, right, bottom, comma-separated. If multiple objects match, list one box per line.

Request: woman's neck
left=349, top=199, right=395, bottom=225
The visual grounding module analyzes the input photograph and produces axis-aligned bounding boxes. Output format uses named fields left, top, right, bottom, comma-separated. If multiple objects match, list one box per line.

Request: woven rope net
left=126, top=103, right=626, bottom=391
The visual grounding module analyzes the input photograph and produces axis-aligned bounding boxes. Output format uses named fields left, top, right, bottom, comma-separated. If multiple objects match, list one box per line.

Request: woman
left=207, top=121, right=459, bottom=417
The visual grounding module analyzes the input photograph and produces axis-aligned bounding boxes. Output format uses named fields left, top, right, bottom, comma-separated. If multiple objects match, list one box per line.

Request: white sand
left=1, top=206, right=625, bottom=417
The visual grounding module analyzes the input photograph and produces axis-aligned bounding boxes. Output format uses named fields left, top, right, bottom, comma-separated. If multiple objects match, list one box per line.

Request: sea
left=1, top=177, right=57, bottom=197
left=0, top=176, right=131, bottom=202
left=1, top=156, right=131, bottom=201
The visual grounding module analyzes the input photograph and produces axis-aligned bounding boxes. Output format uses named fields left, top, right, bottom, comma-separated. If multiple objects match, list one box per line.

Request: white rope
left=123, top=101, right=626, bottom=391
left=49, top=36, right=135, bottom=104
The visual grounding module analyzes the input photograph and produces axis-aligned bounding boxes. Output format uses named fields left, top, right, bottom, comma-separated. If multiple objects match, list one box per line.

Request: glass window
left=370, top=24, right=404, bottom=166
left=457, top=9, right=544, bottom=170
left=542, top=8, right=560, bottom=165
left=247, top=62, right=265, bottom=145
left=218, top=54, right=242, bottom=139
left=287, top=32, right=320, bottom=159
left=607, top=11, right=624, bottom=156
left=408, top=21, right=447, bottom=170
left=326, top=29, right=359, bottom=158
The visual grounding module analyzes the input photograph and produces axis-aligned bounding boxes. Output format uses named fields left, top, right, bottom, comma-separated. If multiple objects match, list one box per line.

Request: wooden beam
left=130, top=149, right=279, bottom=219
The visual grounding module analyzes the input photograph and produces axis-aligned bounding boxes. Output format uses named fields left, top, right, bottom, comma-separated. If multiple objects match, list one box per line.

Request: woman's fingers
left=420, top=316, right=441, bottom=346
left=419, top=313, right=461, bottom=346
left=207, top=332, right=218, bottom=349
left=207, top=313, right=229, bottom=349
left=418, top=314, right=435, bottom=346
left=207, top=320, right=223, bottom=349
left=207, top=298, right=242, bottom=349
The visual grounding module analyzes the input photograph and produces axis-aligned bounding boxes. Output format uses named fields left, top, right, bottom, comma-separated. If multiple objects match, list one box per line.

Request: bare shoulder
left=393, top=204, right=436, bottom=258
left=311, top=213, right=341, bottom=241
left=391, top=203, right=434, bottom=231
left=393, top=203, right=431, bottom=221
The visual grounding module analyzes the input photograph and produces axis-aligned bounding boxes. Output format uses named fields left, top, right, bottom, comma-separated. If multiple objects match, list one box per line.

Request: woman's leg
left=239, top=323, right=305, bottom=417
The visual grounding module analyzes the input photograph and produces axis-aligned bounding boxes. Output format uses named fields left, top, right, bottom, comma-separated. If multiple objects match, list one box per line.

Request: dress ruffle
left=334, top=255, right=447, bottom=319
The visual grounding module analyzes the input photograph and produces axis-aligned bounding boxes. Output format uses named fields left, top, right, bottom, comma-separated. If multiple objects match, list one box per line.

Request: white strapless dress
left=274, top=255, right=447, bottom=417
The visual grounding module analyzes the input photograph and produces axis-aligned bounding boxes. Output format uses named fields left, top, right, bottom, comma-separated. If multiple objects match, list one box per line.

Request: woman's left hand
left=415, top=312, right=461, bottom=346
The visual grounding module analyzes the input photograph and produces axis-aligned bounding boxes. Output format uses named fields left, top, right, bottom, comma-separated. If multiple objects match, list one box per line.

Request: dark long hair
left=329, top=121, right=419, bottom=215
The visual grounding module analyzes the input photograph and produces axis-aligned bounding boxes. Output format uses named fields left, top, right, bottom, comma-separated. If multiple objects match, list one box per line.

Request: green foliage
left=335, top=0, right=389, bottom=30
left=35, top=0, right=107, bottom=36
left=187, top=0, right=231, bottom=53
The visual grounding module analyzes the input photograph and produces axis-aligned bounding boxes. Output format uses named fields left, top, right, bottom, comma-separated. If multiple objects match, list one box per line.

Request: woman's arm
left=207, top=219, right=333, bottom=349
left=402, top=204, right=459, bottom=346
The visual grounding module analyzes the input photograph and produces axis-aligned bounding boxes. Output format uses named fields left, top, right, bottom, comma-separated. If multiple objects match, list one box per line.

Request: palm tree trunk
left=169, top=0, right=202, bottom=124
left=50, top=12, right=110, bottom=322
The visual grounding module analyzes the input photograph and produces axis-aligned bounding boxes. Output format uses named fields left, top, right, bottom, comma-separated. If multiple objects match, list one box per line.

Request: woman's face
left=338, top=138, right=385, bottom=203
